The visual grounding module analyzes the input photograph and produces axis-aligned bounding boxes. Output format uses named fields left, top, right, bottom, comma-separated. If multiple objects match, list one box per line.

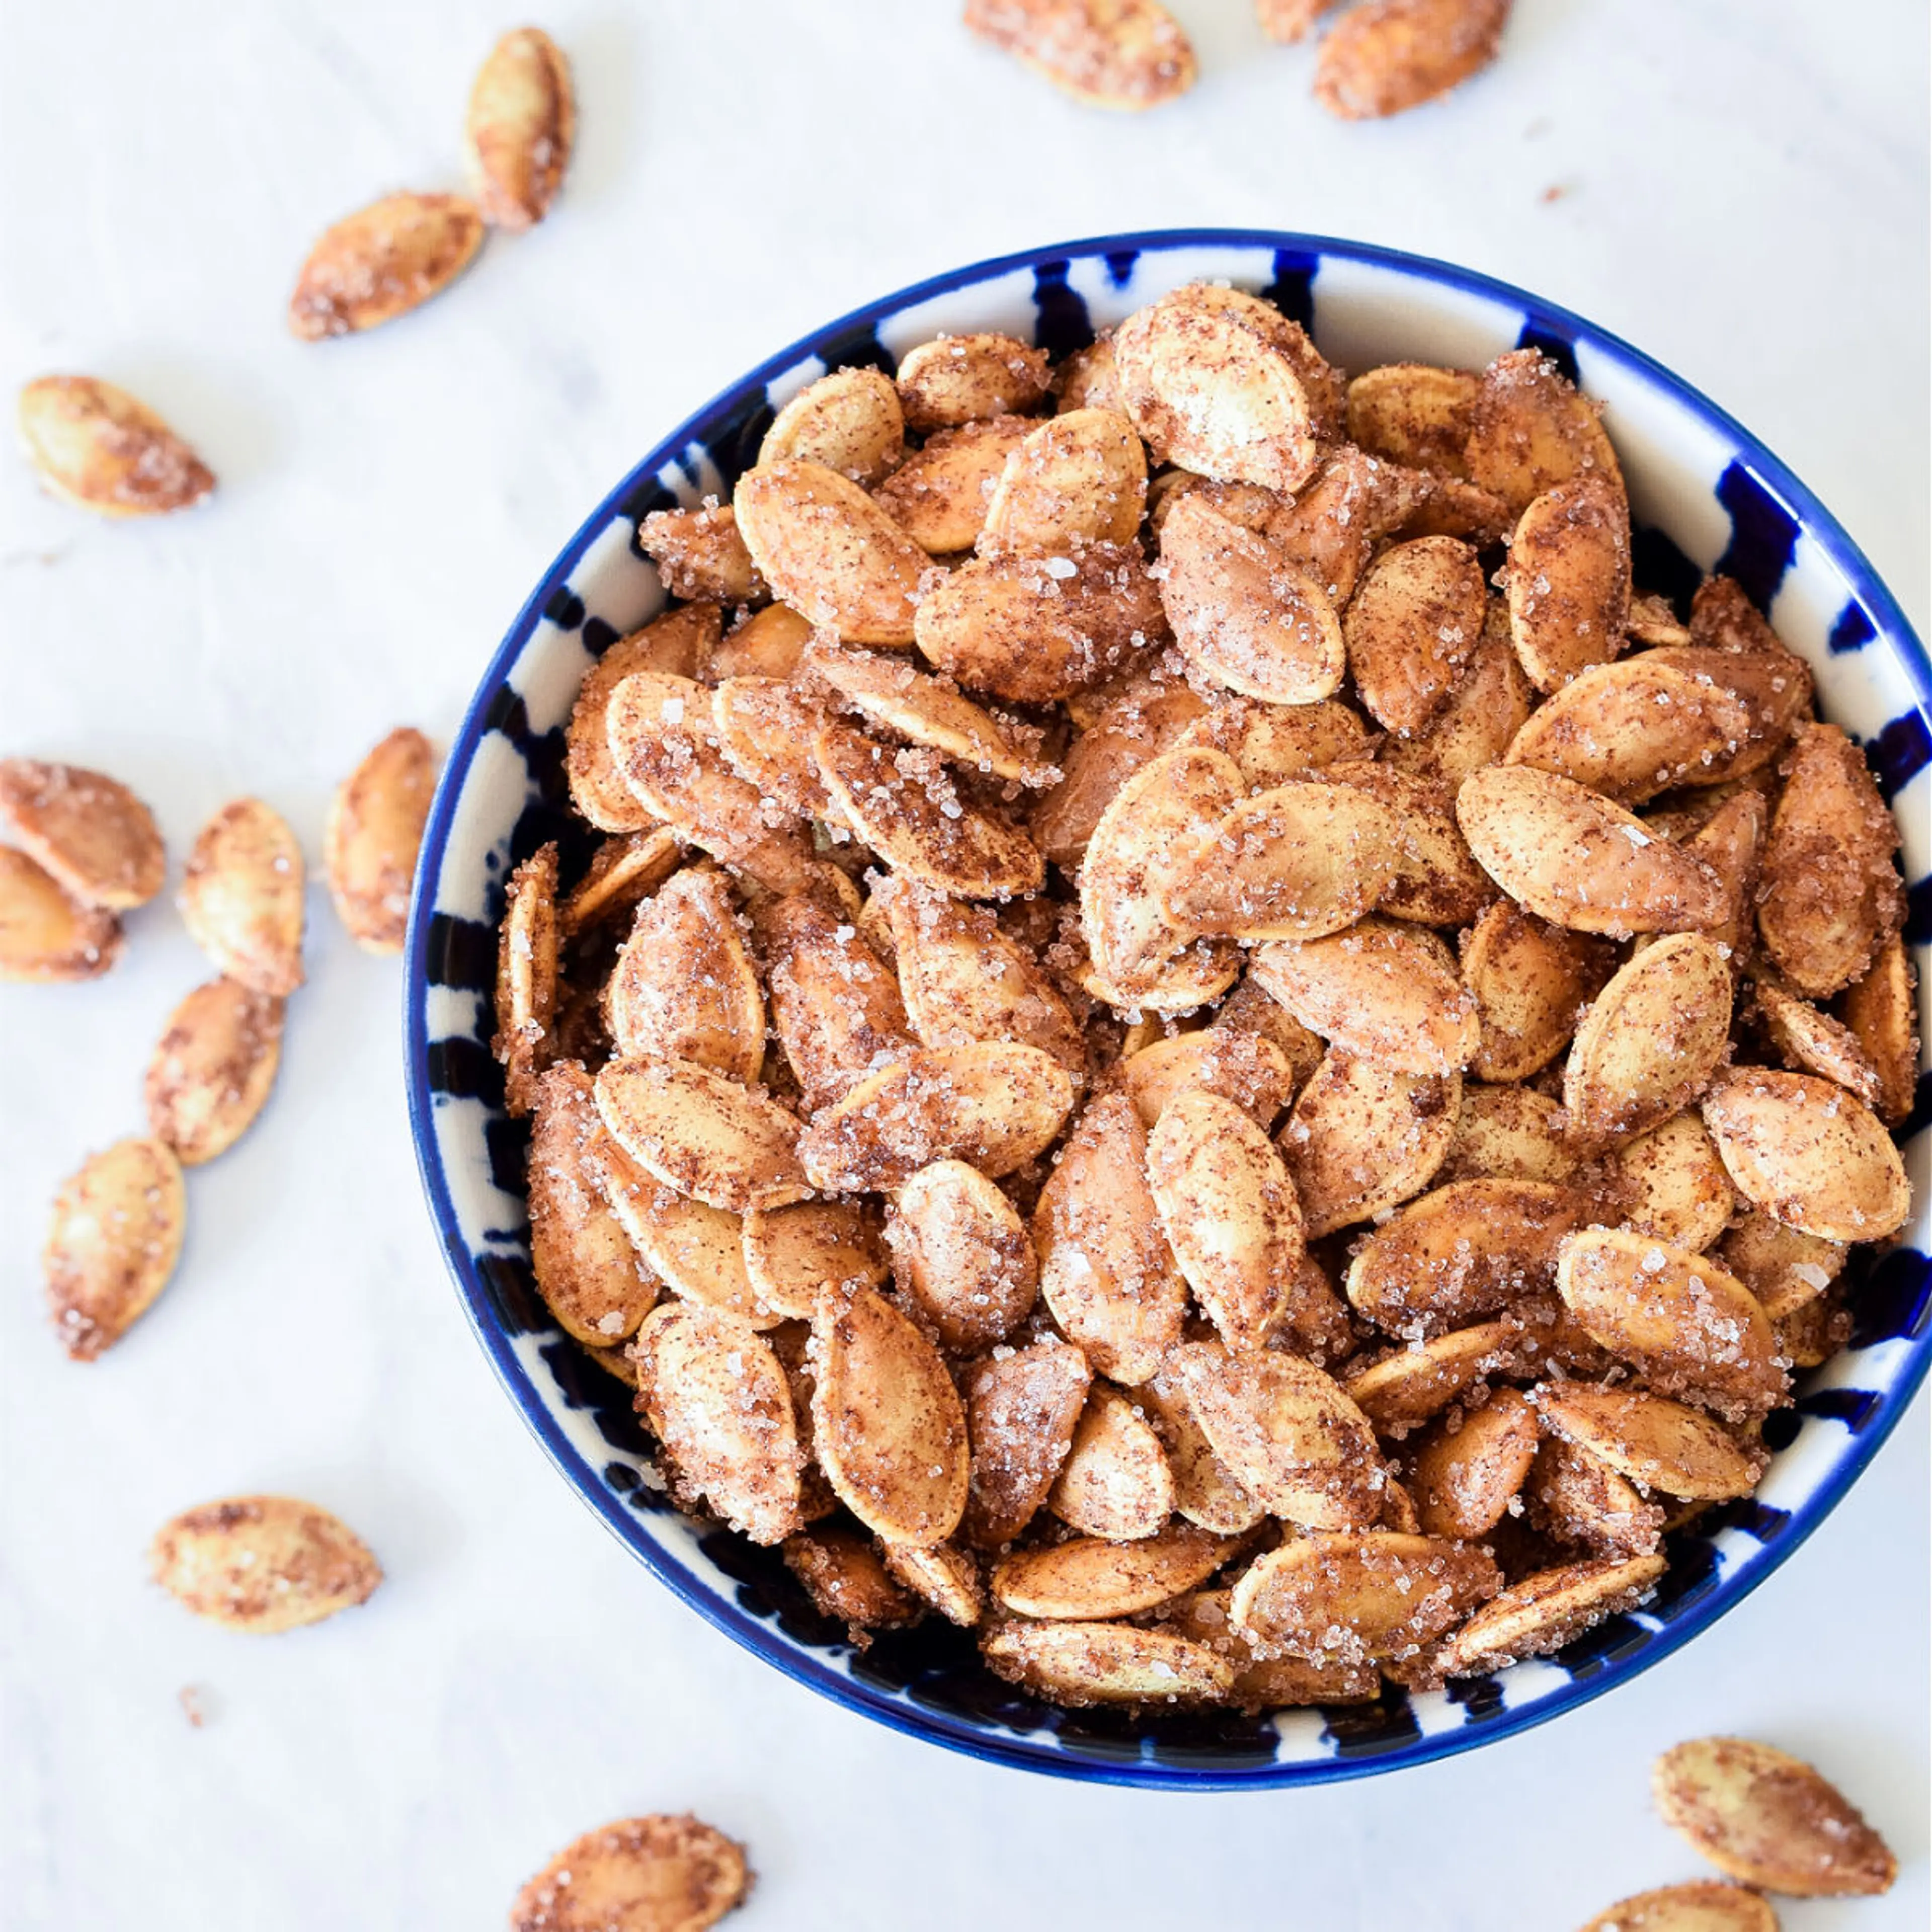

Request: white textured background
left=1, top=3, right=1926, bottom=1927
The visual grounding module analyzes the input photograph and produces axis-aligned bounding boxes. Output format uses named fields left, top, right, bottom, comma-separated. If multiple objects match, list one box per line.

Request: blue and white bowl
left=405, top=230, right=1931, bottom=1789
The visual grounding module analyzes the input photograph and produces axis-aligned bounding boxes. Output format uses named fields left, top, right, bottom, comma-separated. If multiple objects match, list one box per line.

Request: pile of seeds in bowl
left=494, top=280, right=1918, bottom=1712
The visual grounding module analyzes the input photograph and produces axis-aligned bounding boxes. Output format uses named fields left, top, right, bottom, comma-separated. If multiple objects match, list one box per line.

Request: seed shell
left=1653, top=1736, right=1897, bottom=1897
left=149, top=1496, right=381, bottom=1634
left=144, top=977, right=285, bottom=1166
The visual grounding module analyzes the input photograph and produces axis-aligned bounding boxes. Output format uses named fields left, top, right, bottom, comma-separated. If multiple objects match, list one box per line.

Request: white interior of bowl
left=410, top=234, right=1930, bottom=1786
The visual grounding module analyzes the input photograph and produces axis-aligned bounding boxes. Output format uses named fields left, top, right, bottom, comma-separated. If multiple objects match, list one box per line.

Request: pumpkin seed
left=1503, top=476, right=1632, bottom=692
left=1557, top=1228, right=1785, bottom=1420
left=1048, top=1382, right=1175, bottom=1539
left=1136, top=1370, right=1265, bottom=1535
left=881, top=1539, right=985, bottom=1625
left=1717, top=1210, right=1846, bottom=1332
left=1407, top=1387, right=1541, bottom=1538
left=1033, top=1091, right=1189, bottom=1384
left=1029, top=677, right=1208, bottom=865
left=1437, top=1083, right=1576, bottom=1185
left=632, top=1301, right=802, bottom=1544
left=1430, top=1553, right=1665, bottom=1677
left=1457, top=763, right=1726, bottom=937
left=964, top=0, right=1198, bottom=109
left=1157, top=494, right=1346, bottom=704
left=755, top=890, right=913, bottom=1109
left=1262, top=444, right=1432, bottom=603
left=595, top=1057, right=808, bottom=1213
left=0, top=758, right=165, bottom=909
left=874, top=416, right=1032, bottom=553
left=526, top=1064, right=660, bottom=1346
left=607, top=670, right=820, bottom=891
left=1574, top=1883, right=1776, bottom=1932
left=1278, top=1051, right=1461, bottom=1237
left=815, top=720, right=1042, bottom=899
left=1524, top=1435, right=1664, bottom=1557
left=1313, top=0, right=1509, bottom=120
left=1535, top=1383, right=1762, bottom=1500
left=896, top=333, right=1050, bottom=431
left=1653, top=1736, right=1897, bottom=1897
left=179, top=798, right=305, bottom=997
left=1146, top=1090, right=1307, bottom=1352
left=1644, top=641, right=1813, bottom=783
left=149, top=1496, right=380, bottom=1633
left=1407, top=618, right=1533, bottom=789
left=465, top=26, right=573, bottom=230
left=805, top=641, right=1048, bottom=784
left=289, top=192, right=484, bottom=339
left=1756, top=723, right=1903, bottom=998
left=1159, top=1587, right=1380, bottom=1710
left=325, top=727, right=437, bottom=952
left=17, top=375, right=213, bottom=515
left=1230, top=1531, right=1501, bottom=1664
left=1164, top=776, right=1397, bottom=947
left=1342, top=1321, right=1513, bottom=1437
left=0, top=847, right=122, bottom=981
left=1121, top=1026, right=1299, bottom=1131
left=606, top=866, right=764, bottom=1082
left=734, top=459, right=927, bottom=645
left=1175, top=694, right=1374, bottom=787
left=759, top=366, right=904, bottom=487
left=565, top=608, right=718, bottom=832
left=492, top=841, right=558, bottom=1117
left=1463, top=348, right=1623, bottom=515
left=1115, top=283, right=1331, bottom=493
left=783, top=1524, right=920, bottom=1629
left=1505, top=657, right=1750, bottom=802
left=1754, top=979, right=1884, bottom=1110
left=1461, top=898, right=1615, bottom=1082
left=510, top=1815, right=749, bottom=1932
left=811, top=1283, right=969, bottom=1545
left=980, top=406, right=1147, bottom=553
left=636, top=503, right=766, bottom=607
left=1345, top=362, right=1478, bottom=475
left=914, top=540, right=1165, bottom=705
left=1321, top=759, right=1496, bottom=927
left=1345, top=1179, right=1592, bottom=1334
left=710, top=676, right=834, bottom=818
left=882, top=877, right=1085, bottom=1074
left=1345, top=535, right=1486, bottom=733
left=982, top=1619, right=1233, bottom=1705
left=144, top=977, right=285, bottom=1167
left=1563, top=933, right=1734, bottom=1145
left=886, top=1159, right=1038, bottom=1353
left=1253, top=919, right=1479, bottom=1075
left=1081, top=745, right=1242, bottom=1007
left=1701, top=1068, right=1908, bottom=1243
left=44, top=1135, right=185, bottom=1360
left=962, top=1337, right=1093, bottom=1549
left=559, top=829, right=684, bottom=938
left=991, top=1523, right=1240, bottom=1619
left=799, top=1040, right=1073, bottom=1192
left=1610, top=1111, right=1736, bottom=1252
left=1053, top=336, right=1121, bottom=413
left=740, top=1198, right=887, bottom=1324
left=1170, top=1341, right=1386, bottom=1529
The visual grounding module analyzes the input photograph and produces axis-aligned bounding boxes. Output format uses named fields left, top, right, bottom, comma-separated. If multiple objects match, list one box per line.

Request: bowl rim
left=404, top=226, right=1932, bottom=1790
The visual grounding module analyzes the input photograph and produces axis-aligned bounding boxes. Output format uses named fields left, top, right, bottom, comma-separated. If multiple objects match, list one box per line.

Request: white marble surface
left=2, top=3, right=1926, bottom=1926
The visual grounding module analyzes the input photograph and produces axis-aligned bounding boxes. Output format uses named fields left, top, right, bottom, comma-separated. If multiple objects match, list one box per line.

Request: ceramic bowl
left=406, top=229, right=1930, bottom=1789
